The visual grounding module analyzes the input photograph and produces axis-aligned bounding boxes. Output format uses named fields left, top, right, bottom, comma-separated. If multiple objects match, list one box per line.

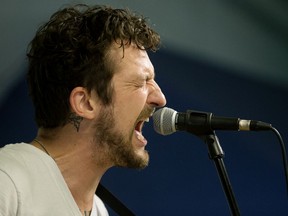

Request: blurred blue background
left=1, top=0, right=288, bottom=215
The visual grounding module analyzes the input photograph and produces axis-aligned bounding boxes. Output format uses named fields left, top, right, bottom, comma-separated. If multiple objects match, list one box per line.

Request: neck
left=32, top=126, right=112, bottom=212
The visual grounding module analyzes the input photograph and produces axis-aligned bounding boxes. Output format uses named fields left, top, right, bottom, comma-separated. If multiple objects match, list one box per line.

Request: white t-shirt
left=0, top=143, right=109, bottom=216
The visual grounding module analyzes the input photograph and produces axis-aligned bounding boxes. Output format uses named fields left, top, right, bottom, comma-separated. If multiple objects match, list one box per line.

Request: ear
left=69, top=87, right=98, bottom=120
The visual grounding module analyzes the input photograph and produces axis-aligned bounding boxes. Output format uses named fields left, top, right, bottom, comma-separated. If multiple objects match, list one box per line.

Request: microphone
left=153, top=107, right=272, bottom=136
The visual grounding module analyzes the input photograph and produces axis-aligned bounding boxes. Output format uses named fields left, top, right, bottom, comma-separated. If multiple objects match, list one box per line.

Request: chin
left=124, top=150, right=149, bottom=169
left=134, top=150, right=150, bottom=169
left=112, top=145, right=150, bottom=169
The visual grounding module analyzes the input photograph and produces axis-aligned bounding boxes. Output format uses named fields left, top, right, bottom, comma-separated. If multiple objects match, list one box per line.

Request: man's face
left=93, top=43, right=166, bottom=169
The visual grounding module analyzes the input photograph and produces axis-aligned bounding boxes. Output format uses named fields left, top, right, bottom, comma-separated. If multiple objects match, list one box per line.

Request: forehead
left=108, top=43, right=154, bottom=77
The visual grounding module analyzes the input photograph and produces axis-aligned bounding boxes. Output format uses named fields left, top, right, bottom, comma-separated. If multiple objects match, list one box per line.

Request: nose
left=147, top=80, right=167, bottom=108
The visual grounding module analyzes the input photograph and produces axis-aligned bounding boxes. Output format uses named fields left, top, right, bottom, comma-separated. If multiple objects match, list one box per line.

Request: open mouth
left=135, top=118, right=149, bottom=133
left=134, top=118, right=150, bottom=145
left=135, top=121, right=143, bottom=133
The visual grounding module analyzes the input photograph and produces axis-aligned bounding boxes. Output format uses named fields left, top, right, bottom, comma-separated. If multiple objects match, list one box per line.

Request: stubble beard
left=92, top=106, right=150, bottom=169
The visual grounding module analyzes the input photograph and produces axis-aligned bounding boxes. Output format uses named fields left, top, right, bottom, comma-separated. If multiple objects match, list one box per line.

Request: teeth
left=144, top=118, right=149, bottom=122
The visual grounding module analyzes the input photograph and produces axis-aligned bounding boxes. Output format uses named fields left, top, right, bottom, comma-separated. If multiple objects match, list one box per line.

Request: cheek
left=117, top=89, right=148, bottom=111
left=113, top=87, right=149, bottom=125
left=131, top=88, right=149, bottom=106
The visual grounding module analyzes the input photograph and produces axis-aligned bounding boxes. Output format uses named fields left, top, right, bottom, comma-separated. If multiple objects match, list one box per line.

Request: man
left=0, top=4, right=166, bottom=216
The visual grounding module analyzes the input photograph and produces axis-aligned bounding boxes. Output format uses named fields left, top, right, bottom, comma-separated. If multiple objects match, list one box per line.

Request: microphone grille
left=153, top=107, right=177, bottom=135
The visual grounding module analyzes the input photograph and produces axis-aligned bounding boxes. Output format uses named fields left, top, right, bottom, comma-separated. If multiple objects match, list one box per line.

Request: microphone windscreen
left=153, top=107, right=177, bottom=135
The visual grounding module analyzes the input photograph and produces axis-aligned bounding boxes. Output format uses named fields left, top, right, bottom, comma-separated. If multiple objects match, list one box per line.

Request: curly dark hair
left=27, top=4, right=161, bottom=128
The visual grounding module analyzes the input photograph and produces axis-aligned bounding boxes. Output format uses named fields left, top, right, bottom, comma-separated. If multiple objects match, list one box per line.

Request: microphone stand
left=200, top=132, right=240, bottom=216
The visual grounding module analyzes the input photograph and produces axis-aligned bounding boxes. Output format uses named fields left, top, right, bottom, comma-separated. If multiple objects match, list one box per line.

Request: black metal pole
left=201, top=133, right=240, bottom=216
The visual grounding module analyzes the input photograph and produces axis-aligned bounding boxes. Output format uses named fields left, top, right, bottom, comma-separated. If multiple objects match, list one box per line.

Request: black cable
left=270, top=127, right=288, bottom=198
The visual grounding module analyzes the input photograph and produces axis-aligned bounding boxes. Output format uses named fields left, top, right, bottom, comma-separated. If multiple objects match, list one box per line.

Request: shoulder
left=0, top=143, right=30, bottom=172
left=0, top=143, right=47, bottom=173
left=0, top=143, right=80, bottom=215
left=0, top=167, right=18, bottom=215
left=0, top=143, right=55, bottom=191
left=0, top=144, right=40, bottom=195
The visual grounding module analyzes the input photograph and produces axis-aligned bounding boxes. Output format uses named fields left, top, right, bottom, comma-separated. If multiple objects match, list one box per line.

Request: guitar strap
left=96, top=183, right=135, bottom=216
